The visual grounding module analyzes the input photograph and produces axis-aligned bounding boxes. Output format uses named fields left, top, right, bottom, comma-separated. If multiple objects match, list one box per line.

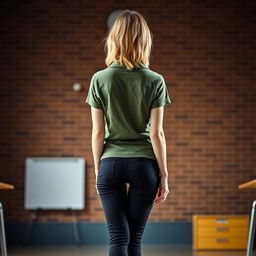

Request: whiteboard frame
left=24, top=157, right=85, bottom=210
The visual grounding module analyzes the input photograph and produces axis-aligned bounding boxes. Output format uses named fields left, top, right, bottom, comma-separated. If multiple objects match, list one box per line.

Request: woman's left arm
left=90, top=106, right=105, bottom=177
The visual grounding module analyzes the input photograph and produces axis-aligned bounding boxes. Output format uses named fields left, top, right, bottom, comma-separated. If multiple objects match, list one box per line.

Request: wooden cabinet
left=193, top=215, right=249, bottom=250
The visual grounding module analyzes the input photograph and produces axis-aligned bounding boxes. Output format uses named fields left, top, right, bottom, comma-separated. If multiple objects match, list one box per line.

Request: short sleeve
left=85, top=74, right=103, bottom=109
left=150, top=75, right=172, bottom=109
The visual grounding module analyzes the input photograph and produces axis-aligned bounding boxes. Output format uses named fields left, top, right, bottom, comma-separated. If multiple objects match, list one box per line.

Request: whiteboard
left=24, top=157, right=85, bottom=210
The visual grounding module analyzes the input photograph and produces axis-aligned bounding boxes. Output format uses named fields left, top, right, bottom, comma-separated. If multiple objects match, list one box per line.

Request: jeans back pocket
left=135, top=158, right=160, bottom=188
left=97, top=159, right=117, bottom=185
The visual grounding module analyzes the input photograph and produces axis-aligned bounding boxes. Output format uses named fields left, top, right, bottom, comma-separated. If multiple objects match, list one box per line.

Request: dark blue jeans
left=96, top=157, right=161, bottom=256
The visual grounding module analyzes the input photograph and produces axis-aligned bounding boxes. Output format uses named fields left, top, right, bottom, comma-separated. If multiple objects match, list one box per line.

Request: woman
left=85, top=9, right=171, bottom=256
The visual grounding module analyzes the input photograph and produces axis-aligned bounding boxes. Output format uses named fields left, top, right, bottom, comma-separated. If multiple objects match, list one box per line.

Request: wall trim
left=6, top=221, right=192, bottom=246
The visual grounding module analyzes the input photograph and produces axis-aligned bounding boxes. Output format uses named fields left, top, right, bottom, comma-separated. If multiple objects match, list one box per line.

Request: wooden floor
left=8, top=245, right=247, bottom=256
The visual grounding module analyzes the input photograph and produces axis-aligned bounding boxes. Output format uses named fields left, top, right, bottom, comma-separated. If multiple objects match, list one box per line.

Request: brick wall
left=0, top=0, right=255, bottom=223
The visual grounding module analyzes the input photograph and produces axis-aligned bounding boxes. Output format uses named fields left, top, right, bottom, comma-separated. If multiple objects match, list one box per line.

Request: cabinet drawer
left=197, top=237, right=247, bottom=249
left=197, top=226, right=248, bottom=238
left=196, top=217, right=248, bottom=226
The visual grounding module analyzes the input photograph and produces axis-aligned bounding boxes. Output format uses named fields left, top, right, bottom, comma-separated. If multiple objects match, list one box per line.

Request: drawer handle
left=216, top=227, right=229, bottom=231
left=216, top=218, right=229, bottom=224
left=216, top=238, right=229, bottom=243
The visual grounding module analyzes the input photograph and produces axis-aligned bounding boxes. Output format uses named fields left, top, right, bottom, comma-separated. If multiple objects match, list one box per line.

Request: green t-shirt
left=85, top=61, right=172, bottom=160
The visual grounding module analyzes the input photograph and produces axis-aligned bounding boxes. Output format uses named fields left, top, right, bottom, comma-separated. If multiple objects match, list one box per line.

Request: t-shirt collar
left=109, top=61, right=149, bottom=70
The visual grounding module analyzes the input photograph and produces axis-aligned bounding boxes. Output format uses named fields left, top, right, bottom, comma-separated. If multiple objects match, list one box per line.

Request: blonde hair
left=104, top=10, right=153, bottom=71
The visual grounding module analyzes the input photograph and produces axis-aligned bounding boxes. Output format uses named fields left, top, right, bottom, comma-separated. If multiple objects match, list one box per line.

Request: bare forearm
left=150, top=132, right=168, bottom=177
left=91, top=132, right=104, bottom=175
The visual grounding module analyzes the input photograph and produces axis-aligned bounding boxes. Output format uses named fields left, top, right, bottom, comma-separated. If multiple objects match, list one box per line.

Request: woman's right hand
left=153, top=176, right=169, bottom=205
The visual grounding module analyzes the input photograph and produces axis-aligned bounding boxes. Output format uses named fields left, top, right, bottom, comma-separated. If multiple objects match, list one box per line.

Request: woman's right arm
left=150, top=106, right=170, bottom=205
left=149, top=106, right=168, bottom=178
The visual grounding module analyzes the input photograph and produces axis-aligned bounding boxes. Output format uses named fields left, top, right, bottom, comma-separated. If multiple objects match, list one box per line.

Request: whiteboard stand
left=69, top=208, right=81, bottom=246
left=22, top=208, right=81, bottom=246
